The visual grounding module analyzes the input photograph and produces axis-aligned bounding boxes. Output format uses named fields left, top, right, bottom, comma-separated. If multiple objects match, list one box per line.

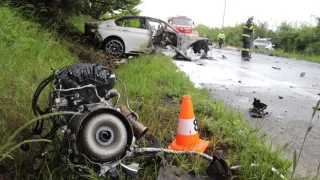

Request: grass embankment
left=115, top=55, right=291, bottom=179
left=254, top=49, right=320, bottom=63
left=0, top=6, right=77, bottom=177
left=0, top=6, right=291, bottom=179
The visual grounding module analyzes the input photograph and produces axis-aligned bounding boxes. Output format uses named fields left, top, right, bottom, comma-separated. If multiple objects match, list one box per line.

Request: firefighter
left=217, top=31, right=225, bottom=49
left=242, top=16, right=254, bottom=60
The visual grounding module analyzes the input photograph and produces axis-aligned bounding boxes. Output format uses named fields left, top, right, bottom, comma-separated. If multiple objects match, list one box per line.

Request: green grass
left=68, top=14, right=94, bottom=33
left=254, top=49, right=320, bottom=63
left=114, top=54, right=292, bottom=179
left=0, top=6, right=292, bottom=179
left=0, top=6, right=77, bottom=168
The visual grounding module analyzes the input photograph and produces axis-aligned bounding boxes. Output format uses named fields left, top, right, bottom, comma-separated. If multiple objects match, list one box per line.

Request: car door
left=258, top=40, right=265, bottom=48
left=115, top=17, right=151, bottom=53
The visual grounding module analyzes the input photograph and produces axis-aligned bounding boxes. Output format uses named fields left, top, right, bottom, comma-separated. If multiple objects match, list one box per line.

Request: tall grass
left=0, top=6, right=292, bottom=179
left=0, top=7, right=77, bottom=175
left=115, top=54, right=291, bottom=179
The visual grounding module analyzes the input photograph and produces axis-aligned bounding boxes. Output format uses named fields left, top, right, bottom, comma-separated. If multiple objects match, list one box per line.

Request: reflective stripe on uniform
left=242, top=34, right=250, bottom=37
left=242, top=48, right=250, bottom=51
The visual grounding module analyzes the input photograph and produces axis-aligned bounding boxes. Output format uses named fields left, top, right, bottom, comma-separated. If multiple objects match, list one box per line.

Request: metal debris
left=249, top=98, right=268, bottom=118
left=222, top=55, right=227, bottom=59
left=272, top=66, right=281, bottom=70
left=300, top=72, right=306, bottom=77
left=279, top=96, right=283, bottom=99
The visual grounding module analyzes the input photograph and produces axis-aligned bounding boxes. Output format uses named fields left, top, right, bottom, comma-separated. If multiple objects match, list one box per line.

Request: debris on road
left=318, top=93, right=320, bottom=96
left=249, top=98, right=268, bottom=118
left=279, top=96, right=283, bottom=99
left=238, top=80, right=241, bottom=83
left=197, top=63, right=204, bottom=66
left=300, top=72, right=306, bottom=77
left=272, top=66, right=281, bottom=70
left=222, top=55, right=227, bottom=59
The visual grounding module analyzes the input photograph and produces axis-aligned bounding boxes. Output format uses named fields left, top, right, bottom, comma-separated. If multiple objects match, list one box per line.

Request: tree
left=10, top=0, right=142, bottom=19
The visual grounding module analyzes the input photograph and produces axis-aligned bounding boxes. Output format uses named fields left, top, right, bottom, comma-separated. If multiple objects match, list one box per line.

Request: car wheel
left=104, top=38, right=125, bottom=58
left=254, top=45, right=258, bottom=49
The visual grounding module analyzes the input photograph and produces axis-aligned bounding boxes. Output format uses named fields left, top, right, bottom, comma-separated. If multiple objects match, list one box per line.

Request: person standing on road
left=217, top=31, right=225, bottom=49
left=241, top=16, right=254, bottom=60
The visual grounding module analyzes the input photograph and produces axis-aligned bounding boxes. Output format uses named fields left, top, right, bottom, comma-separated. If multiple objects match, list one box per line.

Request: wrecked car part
left=157, top=160, right=203, bottom=180
left=171, top=45, right=191, bottom=60
left=272, top=66, right=281, bottom=70
left=120, top=106, right=148, bottom=139
left=249, top=98, right=268, bottom=118
left=154, top=151, right=231, bottom=180
left=206, top=154, right=232, bottom=180
left=84, top=16, right=210, bottom=61
left=222, top=55, right=227, bottom=59
left=133, top=147, right=213, bottom=161
left=230, top=164, right=287, bottom=180
left=300, top=72, right=306, bottom=77
left=22, top=64, right=148, bottom=177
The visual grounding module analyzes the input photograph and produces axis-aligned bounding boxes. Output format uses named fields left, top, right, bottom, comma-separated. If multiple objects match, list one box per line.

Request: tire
left=254, top=45, right=258, bottom=49
left=79, top=113, right=128, bottom=162
left=104, top=38, right=125, bottom=58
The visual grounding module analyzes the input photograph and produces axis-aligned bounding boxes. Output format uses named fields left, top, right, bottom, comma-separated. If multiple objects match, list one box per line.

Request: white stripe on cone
left=177, top=118, right=198, bottom=136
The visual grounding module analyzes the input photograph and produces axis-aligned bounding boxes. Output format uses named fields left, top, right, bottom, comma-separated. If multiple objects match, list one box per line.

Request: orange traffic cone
left=168, top=95, right=210, bottom=152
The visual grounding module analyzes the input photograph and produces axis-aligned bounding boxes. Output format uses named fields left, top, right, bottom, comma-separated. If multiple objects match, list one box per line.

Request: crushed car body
left=84, top=16, right=210, bottom=60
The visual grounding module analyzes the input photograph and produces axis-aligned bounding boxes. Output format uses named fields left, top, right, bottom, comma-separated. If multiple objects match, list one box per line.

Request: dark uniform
left=242, top=19, right=254, bottom=58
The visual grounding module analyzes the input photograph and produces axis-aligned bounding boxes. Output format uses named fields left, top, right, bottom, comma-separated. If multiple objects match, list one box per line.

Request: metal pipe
left=120, top=106, right=148, bottom=139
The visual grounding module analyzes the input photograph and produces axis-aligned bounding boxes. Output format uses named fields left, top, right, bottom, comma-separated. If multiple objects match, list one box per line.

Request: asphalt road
left=174, top=48, right=320, bottom=178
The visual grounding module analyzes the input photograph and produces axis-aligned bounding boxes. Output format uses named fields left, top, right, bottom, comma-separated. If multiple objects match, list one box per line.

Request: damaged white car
left=84, top=16, right=210, bottom=60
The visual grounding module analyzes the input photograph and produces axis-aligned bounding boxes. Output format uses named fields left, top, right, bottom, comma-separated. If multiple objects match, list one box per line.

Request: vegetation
left=0, top=6, right=77, bottom=136
left=0, top=6, right=292, bottom=179
left=254, top=49, right=320, bottom=63
left=114, top=55, right=292, bottom=179
left=195, top=19, right=320, bottom=62
left=6, top=0, right=142, bottom=19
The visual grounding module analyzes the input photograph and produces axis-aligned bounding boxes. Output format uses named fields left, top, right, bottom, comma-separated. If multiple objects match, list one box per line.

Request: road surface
left=174, top=48, right=320, bottom=178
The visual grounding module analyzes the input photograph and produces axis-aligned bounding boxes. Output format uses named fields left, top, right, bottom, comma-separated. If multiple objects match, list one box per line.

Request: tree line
left=195, top=19, right=320, bottom=56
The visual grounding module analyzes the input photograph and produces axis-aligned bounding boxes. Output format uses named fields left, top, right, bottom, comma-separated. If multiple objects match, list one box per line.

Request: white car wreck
left=84, top=16, right=210, bottom=60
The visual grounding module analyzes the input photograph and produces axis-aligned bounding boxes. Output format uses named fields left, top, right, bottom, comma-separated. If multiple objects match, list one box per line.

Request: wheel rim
left=105, top=40, right=124, bottom=58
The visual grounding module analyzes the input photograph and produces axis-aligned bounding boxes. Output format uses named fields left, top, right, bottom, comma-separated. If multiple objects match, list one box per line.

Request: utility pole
left=222, top=0, right=226, bottom=28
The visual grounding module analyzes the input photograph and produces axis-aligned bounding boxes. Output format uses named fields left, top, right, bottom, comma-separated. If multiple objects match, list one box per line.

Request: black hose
left=31, top=74, right=54, bottom=135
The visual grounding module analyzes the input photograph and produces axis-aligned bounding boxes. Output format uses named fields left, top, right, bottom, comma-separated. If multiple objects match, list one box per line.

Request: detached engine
left=24, top=64, right=148, bottom=177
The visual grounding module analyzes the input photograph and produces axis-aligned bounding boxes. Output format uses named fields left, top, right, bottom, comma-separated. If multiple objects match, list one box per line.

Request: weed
left=115, top=54, right=291, bottom=179
left=254, top=49, right=320, bottom=63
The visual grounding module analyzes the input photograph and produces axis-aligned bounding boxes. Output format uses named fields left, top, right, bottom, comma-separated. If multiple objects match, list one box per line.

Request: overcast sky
left=137, top=0, right=320, bottom=29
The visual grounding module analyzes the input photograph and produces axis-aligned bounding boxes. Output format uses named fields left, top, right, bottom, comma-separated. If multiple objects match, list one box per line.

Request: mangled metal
left=249, top=98, right=268, bottom=118
left=84, top=16, right=211, bottom=60
left=21, top=63, right=148, bottom=177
